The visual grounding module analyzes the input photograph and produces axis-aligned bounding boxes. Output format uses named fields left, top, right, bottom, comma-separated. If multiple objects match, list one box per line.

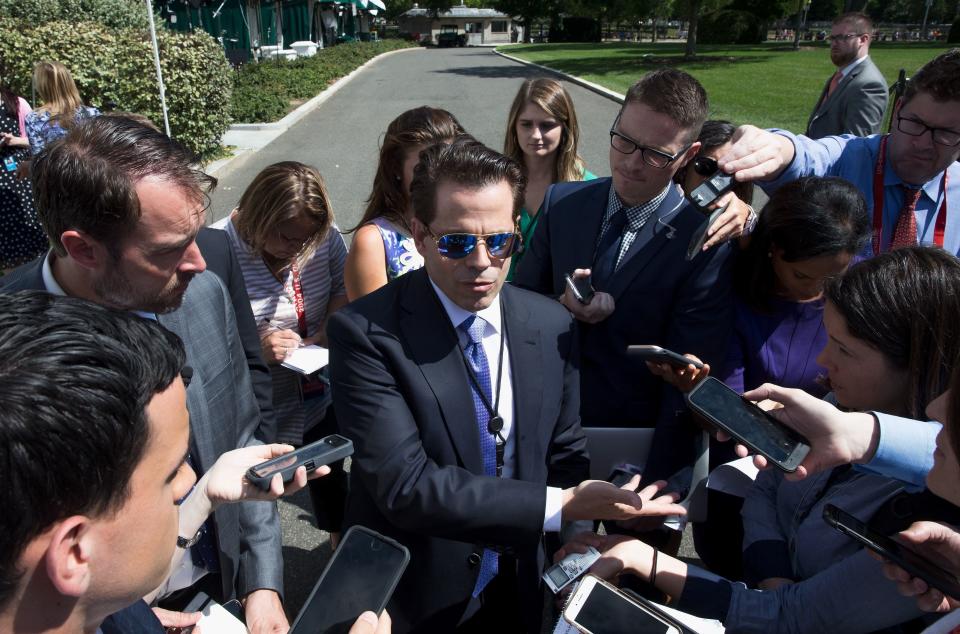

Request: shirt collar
left=838, top=54, right=868, bottom=78
left=882, top=138, right=948, bottom=202
left=429, top=278, right=502, bottom=335
left=42, top=251, right=158, bottom=321
left=605, top=184, right=671, bottom=231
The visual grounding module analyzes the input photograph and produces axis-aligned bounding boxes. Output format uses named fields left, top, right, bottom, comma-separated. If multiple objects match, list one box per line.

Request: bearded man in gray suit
left=806, top=12, right=888, bottom=139
left=1, top=116, right=287, bottom=633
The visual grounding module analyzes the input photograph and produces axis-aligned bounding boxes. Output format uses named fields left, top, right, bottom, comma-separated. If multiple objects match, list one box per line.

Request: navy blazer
left=328, top=269, right=590, bottom=633
left=514, top=178, right=733, bottom=478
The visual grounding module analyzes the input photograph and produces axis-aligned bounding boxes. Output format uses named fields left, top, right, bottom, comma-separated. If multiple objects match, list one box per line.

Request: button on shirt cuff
left=543, top=486, right=563, bottom=532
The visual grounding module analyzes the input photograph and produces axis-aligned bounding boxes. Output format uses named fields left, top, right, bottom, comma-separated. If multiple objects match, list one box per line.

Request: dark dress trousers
left=328, top=269, right=590, bottom=633
left=514, top=178, right=734, bottom=479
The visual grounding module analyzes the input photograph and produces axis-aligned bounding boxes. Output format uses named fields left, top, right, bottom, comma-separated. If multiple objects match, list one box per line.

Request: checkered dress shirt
left=595, top=184, right=671, bottom=271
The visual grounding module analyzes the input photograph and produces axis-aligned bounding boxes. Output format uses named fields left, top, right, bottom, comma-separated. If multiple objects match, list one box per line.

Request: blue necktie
left=459, top=315, right=499, bottom=597
left=592, top=209, right=628, bottom=290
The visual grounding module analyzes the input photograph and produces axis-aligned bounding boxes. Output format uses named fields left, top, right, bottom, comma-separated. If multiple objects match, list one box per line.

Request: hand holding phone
left=686, top=377, right=811, bottom=472
left=824, top=506, right=960, bottom=602
left=290, top=526, right=409, bottom=634
left=628, top=345, right=704, bottom=370
left=246, top=434, right=353, bottom=491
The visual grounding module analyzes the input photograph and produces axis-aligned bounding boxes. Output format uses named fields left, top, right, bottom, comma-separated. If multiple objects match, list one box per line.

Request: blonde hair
left=503, top=78, right=585, bottom=184
left=235, top=161, right=334, bottom=264
left=33, top=61, right=84, bottom=121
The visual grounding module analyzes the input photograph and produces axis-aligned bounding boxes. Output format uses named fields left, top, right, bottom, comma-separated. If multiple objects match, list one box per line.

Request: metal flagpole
left=145, top=0, right=172, bottom=137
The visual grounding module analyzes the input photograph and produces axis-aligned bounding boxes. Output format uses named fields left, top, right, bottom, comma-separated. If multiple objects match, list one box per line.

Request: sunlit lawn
left=498, top=42, right=952, bottom=132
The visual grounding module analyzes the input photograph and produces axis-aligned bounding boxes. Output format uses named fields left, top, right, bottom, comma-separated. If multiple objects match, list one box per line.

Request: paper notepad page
left=281, top=345, right=329, bottom=375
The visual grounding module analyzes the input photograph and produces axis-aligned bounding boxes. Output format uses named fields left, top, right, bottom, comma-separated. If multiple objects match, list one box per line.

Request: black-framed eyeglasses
left=692, top=155, right=719, bottom=177
left=896, top=115, right=960, bottom=147
left=609, top=115, right=689, bottom=169
left=826, top=33, right=865, bottom=42
left=428, top=229, right=520, bottom=260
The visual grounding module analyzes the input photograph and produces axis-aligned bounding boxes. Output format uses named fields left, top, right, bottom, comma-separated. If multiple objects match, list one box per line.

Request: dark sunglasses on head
left=430, top=230, right=520, bottom=260
left=692, top=155, right=719, bottom=177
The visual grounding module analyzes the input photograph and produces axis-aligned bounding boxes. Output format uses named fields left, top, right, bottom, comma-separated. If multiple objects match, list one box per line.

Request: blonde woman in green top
left=503, top=77, right=596, bottom=280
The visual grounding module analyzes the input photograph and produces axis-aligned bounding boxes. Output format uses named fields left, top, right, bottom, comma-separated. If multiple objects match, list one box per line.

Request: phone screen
left=687, top=377, right=809, bottom=468
left=292, top=528, right=409, bottom=634
left=572, top=582, right=674, bottom=634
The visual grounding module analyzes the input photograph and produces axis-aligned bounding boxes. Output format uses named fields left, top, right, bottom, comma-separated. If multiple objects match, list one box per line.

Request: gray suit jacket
left=1, top=260, right=283, bottom=600
left=806, top=56, right=888, bottom=139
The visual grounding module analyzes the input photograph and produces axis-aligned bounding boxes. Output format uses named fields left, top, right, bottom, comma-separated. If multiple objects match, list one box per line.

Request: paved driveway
left=208, top=47, right=630, bottom=620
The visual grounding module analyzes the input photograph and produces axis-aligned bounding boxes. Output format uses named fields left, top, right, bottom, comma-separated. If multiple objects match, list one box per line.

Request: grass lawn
left=497, top=42, right=953, bottom=132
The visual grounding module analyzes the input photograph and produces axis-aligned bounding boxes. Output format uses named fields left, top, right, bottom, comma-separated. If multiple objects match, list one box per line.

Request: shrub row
left=231, top=39, right=416, bottom=123
left=0, top=17, right=231, bottom=157
left=0, top=0, right=148, bottom=29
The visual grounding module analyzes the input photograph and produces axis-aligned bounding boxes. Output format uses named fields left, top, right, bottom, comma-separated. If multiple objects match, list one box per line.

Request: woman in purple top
left=697, top=176, right=871, bottom=578
left=722, top=176, right=871, bottom=398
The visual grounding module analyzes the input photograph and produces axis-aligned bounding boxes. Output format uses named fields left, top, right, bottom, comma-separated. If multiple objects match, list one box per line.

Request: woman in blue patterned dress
left=344, top=106, right=466, bottom=301
left=24, top=61, right=99, bottom=156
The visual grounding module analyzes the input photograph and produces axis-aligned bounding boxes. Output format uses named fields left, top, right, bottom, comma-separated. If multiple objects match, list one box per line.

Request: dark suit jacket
left=806, top=56, right=888, bottom=139
left=328, top=269, right=590, bottom=633
left=514, top=178, right=733, bottom=479
left=2, top=261, right=283, bottom=602
left=196, top=226, right=276, bottom=443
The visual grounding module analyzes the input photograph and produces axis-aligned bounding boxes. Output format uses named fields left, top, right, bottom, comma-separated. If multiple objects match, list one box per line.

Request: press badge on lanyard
left=3, top=156, right=16, bottom=172
left=291, top=262, right=327, bottom=401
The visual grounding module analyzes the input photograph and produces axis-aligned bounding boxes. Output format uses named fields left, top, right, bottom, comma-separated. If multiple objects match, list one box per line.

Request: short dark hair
left=902, top=48, right=960, bottom=108
left=833, top=12, right=873, bottom=34
left=31, top=115, right=216, bottom=258
left=409, top=138, right=525, bottom=227
left=623, top=69, right=709, bottom=142
left=824, top=246, right=960, bottom=419
left=735, top=176, right=869, bottom=310
left=0, top=291, right=186, bottom=608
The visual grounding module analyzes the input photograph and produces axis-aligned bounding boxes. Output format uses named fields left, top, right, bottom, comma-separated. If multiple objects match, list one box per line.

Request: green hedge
left=0, top=17, right=230, bottom=157
left=231, top=40, right=416, bottom=123
left=0, top=0, right=148, bottom=29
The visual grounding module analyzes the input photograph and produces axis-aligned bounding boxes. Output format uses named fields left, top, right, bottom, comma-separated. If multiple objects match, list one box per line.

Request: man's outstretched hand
left=561, top=476, right=686, bottom=522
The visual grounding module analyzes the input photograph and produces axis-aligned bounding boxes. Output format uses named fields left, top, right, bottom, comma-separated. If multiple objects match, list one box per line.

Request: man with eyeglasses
left=515, top=69, right=734, bottom=481
left=328, top=138, right=687, bottom=633
left=722, top=48, right=960, bottom=257
left=806, top=12, right=888, bottom=139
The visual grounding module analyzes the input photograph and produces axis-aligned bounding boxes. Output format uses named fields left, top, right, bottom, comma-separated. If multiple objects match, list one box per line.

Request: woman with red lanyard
left=213, top=161, right=350, bottom=546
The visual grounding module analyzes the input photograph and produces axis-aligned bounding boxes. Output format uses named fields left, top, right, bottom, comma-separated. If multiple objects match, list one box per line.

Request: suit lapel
left=398, top=270, right=484, bottom=474
left=607, top=185, right=684, bottom=301
left=501, top=285, right=542, bottom=482
left=569, top=180, right=611, bottom=270
left=157, top=307, right=216, bottom=471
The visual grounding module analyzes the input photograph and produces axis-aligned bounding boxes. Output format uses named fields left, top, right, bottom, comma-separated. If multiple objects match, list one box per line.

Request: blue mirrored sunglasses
left=432, top=231, right=520, bottom=260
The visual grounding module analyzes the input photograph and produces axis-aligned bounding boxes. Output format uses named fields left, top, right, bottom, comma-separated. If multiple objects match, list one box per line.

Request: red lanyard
left=872, top=134, right=948, bottom=255
left=290, top=261, right=308, bottom=338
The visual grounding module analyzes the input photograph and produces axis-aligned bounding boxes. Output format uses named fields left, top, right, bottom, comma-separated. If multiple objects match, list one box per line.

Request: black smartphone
left=564, top=273, right=596, bottom=304
left=289, top=526, right=410, bottom=634
left=687, top=169, right=735, bottom=211
left=563, top=575, right=682, bottom=634
left=823, top=504, right=960, bottom=599
left=628, top=345, right=705, bottom=370
left=685, top=376, right=811, bottom=473
left=246, top=433, right=354, bottom=491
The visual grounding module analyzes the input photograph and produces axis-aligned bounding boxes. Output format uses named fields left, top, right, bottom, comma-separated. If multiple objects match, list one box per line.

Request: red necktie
left=890, top=186, right=922, bottom=250
left=825, top=71, right=842, bottom=100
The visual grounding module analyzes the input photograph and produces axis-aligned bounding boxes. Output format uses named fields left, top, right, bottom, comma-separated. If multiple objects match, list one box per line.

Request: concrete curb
left=207, top=46, right=423, bottom=177
left=492, top=48, right=626, bottom=104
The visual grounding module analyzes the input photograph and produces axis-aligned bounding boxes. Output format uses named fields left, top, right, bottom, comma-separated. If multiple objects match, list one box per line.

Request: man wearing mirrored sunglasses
left=328, top=138, right=688, bottom=633
left=722, top=48, right=960, bottom=258
left=514, top=69, right=734, bottom=482
left=806, top=12, right=888, bottom=139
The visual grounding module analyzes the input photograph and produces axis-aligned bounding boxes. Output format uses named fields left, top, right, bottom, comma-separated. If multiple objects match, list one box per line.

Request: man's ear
left=892, top=97, right=903, bottom=119
left=44, top=517, right=93, bottom=599
left=59, top=231, right=110, bottom=272
left=411, top=217, right=429, bottom=253
left=678, top=141, right=702, bottom=170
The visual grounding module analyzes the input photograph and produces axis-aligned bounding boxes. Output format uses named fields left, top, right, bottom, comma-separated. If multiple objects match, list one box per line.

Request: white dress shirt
left=430, top=280, right=564, bottom=532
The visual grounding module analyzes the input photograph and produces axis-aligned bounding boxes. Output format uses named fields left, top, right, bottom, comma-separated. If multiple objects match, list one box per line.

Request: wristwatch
left=177, top=528, right=203, bottom=549
left=742, top=204, right=759, bottom=236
